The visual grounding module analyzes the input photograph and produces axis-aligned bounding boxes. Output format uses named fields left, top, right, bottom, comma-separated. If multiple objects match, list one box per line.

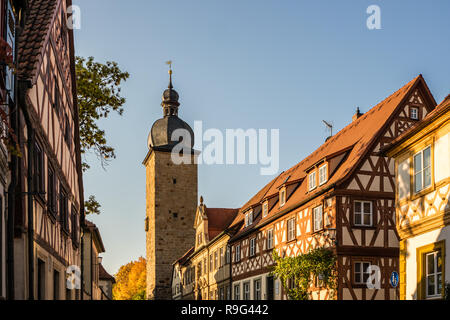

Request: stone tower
left=144, top=67, right=197, bottom=300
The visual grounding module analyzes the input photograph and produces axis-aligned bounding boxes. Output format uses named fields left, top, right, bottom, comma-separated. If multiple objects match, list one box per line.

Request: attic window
left=410, top=107, right=419, bottom=120
left=245, top=211, right=253, bottom=227
left=319, top=164, right=327, bottom=186
left=279, top=189, right=286, bottom=207
left=308, top=171, right=317, bottom=191
left=262, top=201, right=268, bottom=217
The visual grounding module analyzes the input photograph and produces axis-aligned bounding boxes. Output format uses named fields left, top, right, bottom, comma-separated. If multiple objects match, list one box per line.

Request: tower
left=144, top=65, right=197, bottom=300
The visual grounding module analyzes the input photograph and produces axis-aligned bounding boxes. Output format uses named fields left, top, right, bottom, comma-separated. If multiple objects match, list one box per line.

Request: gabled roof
left=230, top=75, right=436, bottom=241
left=17, top=0, right=58, bottom=81
left=383, top=94, right=450, bottom=154
left=205, top=207, right=239, bottom=240
left=174, top=247, right=194, bottom=266
left=84, top=220, right=106, bottom=253
left=99, top=263, right=115, bottom=283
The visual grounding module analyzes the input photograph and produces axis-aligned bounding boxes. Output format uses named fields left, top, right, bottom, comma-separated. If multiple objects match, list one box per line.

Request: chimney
left=352, top=107, right=363, bottom=122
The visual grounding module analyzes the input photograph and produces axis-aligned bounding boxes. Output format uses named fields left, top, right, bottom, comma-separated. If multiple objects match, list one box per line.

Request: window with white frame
left=414, top=146, right=432, bottom=193
left=263, top=201, right=268, bottom=217
left=248, top=211, right=253, bottom=225
left=254, top=279, right=261, bottom=300
left=354, top=262, right=371, bottom=284
left=308, top=171, right=317, bottom=191
left=234, top=284, right=241, bottom=300
left=319, top=164, right=327, bottom=185
left=313, top=206, right=323, bottom=232
left=354, top=201, right=372, bottom=226
left=287, top=218, right=296, bottom=241
left=279, top=189, right=286, bottom=207
left=214, top=251, right=218, bottom=270
left=410, top=107, right=419, bottom=120
left=243, top=282, right=250, bottom=299
left=220, top=247, right=224, bottom=267
left=267, top=228, right=274, bottom=249
left=235, top=244, right=241, bottom=262
left=426, top=250, right=443, bottom=298
left=250, top=238, right=256, bottom=256
left=245, top=213, right=248, bottom=227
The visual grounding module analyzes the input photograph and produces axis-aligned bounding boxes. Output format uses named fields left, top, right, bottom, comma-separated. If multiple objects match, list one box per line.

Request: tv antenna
left=323, top=120, right=333, bottom=138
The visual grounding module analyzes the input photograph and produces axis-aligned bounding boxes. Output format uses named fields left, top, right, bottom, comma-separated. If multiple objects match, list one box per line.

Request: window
left=319, top=164, right=327, bottom=185
left=37, top=259, right=46, bottom=300
left=59, top=187, right=69, bottom=232
left=414, top=146, right=431, bottom=193
left=234, top=284, right=240, bottom=300
left=279, top=189, right=286, bottom=207
left=354, top=201, right=372, bottom=226
left=313, top=206, right=323, bottom=232
left=34, top=143, right=45, bottom=195
left=254, top=279, right=261, bottom=300
left=53, top=78, right=60, bottom=110
left=354, top=262, right=371, bottom=284
left=71, top=206, right=79, bottom=246
left=245, top=211, right=253, bottom=227
left=197, top=233, right=202, bottom=246
left=249, top=238, right=256, bottom=257
left=411, top=107, right=419, bottom=120
left=53, top=270, right=60, bottom=300
left=225, top=246, right=231, bottom=264
left=209, top=254, right=213, bottom=271
left=214, top=251, right=218, bottom=270
left=243, top=282, right=250, bottom=300
left=219, top=287, right=224, bottom=300
left=425, top=250, right=443, bottom=298
left=267, top=228, right=274, bottom=249
left=287, top=218, right=296, bottom=241
left=226, top=285, right=231, bottom=300
left=262, top=201, right=268, bottom=217
left=47, top=165, right=57, bottom=216
left=220, top=247, right=224, bottom=267
left=203, top=258, right=207, bottom=275
left=308, top=171, right=317, bottom=191
left=235, top=244, right=241, bottom=262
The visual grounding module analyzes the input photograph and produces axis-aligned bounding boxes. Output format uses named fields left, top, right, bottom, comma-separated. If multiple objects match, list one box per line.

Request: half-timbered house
left=10, top=0, right=84, bottom=300
left=228, top=75, right=437, bottom=300
left=0, top=0, right=13, bottom=300
left=384, top=95, right=449, bottom=300
left=172, top=197, right=239, bottom=300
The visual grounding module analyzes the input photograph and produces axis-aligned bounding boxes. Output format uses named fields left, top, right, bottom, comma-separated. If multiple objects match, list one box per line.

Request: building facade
left=226, top=75, right=436, bottom=300
left=171, top=198, right=238, bottom=300
left=99, top=263, right=115, bottom=300
left=384, top=95, right=449, bottom=300
left=9, top=0, right=84, bottom=300
left=82, top=220, right=105, bottom=300
left=144, top=70, right=198, bottom=300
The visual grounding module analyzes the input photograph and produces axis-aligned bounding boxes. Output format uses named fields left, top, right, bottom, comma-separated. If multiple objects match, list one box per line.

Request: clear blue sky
left=72, top=0, right=450, bottom=275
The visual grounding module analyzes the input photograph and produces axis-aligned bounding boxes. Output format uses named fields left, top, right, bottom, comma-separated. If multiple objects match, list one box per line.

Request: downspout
left=18, top=79, right=34, bottom=300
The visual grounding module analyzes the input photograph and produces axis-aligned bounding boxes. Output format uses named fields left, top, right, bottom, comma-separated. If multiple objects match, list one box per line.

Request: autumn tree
left=113, top=257, right=146, bottom=300
left=75, top=56, right=129, bottom=214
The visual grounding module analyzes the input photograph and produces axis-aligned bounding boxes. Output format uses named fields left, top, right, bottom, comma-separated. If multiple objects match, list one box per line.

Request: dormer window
left=245, top=211, right=253, bottom=227
left=262, top=201, right=268, bottom=217
left=319, top=164, right=327, bottom=186
left=197, top=233, right=202, bottom=245
left=308, top=171, right=317, bottom=191
left=279, top=189, right=286, bottom=207
left=410, top=107, right=419, bottom=120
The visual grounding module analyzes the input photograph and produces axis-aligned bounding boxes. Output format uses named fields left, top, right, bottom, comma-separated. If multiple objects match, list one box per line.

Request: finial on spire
left=200, top=196, right=204, bottom=205
left=166, top=60, right=173, bottom=89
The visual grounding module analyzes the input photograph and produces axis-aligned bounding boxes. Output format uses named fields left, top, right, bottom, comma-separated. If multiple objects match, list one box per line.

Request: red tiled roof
left=17, top=0, right=58, bottom=81
left=174, top=247, right=194, bottom=265
left=206, top=207, right=239, bottom=240
left=99, top=263, right=115, bottom=283
left=383, top=94, right=450, bottom=151
left=230, top=75, right=436, bottom=241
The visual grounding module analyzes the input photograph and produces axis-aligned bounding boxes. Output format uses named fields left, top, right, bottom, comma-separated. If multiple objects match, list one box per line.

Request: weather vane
left=166, top=60, right=173, bottom=88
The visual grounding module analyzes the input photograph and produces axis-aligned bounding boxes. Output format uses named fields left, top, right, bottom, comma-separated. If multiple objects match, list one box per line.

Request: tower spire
left=166, top=60, right=173, bottom=89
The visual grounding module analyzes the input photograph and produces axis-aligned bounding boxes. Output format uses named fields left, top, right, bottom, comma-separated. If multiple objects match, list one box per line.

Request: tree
left=75, top=56, right=129, bottom=215
left=113, top=257, right=147, bottom=300
left=271, top=247, right=337, bottom=300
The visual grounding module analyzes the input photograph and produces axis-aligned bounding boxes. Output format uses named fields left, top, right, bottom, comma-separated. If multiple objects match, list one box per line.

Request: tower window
left=172, top=212, right=178, bottom=218
left=172, top=178, right=177, bottom=184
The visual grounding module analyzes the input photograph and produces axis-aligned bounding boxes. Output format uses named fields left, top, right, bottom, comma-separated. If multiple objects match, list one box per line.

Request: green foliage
left=76, top=56, right=129, bottom=216
left=75, top=56, right=129, bottom=170
left=85, top=195, right=101, bottom=215
left=271, top=247, right=337, bottom=300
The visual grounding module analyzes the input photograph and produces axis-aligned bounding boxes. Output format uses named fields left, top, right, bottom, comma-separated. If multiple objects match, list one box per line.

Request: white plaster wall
left=405, top=225, right=450, bottom=300
left=232, top=272, right=272, bottom=300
